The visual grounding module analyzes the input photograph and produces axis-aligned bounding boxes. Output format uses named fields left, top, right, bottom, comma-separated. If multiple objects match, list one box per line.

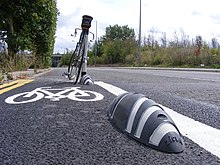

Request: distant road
left=94, top=67, right=220, bottom=82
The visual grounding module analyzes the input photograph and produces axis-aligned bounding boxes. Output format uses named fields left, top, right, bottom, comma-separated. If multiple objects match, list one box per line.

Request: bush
left=125, top=54, right=136, bottom=65
left=59, top=54, right=71, bottom=67
left=211, top=64, right=220, bottom=69
left=0, top=72, right=4, bottom=84
left=96, top=55, right=108, bottom=64
left=152, top=55, right=162, bottom=65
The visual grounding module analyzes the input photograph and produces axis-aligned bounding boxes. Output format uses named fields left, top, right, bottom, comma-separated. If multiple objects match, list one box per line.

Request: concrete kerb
left=13, top=68, right=52, bottom=78
left=115, top=67, right=220, bottom=73
left=0, top=68, right=52, bottom=85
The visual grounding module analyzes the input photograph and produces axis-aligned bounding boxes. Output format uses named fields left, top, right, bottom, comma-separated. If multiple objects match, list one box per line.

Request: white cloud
left=54, top=0, right=220, bottom=53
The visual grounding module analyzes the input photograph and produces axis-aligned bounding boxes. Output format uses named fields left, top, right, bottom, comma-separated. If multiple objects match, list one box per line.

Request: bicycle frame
left=79, top=15, right=93, bottom=77
left=81, top=32, right=89, bottom=77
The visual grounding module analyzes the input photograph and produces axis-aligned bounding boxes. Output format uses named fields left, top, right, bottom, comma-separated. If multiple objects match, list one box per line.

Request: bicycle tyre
left=74, top=47, right=84, bottom=84
left=67, top=34, right=84, bottom=83
left=67, top=43, right=79, bottom=80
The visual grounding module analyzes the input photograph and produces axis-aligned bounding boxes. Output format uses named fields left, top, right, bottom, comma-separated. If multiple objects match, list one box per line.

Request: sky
left=54, top=0, right=220, bottom=53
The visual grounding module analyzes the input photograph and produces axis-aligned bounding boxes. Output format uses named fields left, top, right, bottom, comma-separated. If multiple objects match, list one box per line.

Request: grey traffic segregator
left=108, top=92, right=185, bottom=153
left=80, top=74, right=94, bottom=85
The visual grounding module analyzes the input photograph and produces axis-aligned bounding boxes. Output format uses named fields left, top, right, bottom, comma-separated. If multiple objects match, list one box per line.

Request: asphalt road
left=0, top=67, right=220, bottom=165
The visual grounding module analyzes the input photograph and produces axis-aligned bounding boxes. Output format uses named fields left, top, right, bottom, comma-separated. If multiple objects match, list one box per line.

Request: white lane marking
left=95, top=81, right=127, bottom=96
left=161, top=105, right=220, bottom=159
left=95, top=81, right=220, bottom=159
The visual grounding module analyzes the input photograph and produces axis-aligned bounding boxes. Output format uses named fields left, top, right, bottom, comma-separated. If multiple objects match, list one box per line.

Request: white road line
left=95, top=81, right=127, bottom=96
left=95, top=81, right=220, bottom=158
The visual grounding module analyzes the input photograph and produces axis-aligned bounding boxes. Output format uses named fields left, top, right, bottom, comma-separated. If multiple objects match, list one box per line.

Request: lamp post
left=93, top=20, right=98, bottom=66
left=138, top=0, right=141, bottom=66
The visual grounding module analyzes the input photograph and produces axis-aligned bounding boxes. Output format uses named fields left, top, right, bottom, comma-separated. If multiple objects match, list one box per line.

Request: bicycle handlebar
left=71, top=28, right=95, bottom=41
left=71, top=15, right=93, bottom=37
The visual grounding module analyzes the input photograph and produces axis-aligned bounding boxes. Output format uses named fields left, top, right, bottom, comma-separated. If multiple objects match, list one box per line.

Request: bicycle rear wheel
left=74, top=50, right=84, bottom=84
left=67, top=44, right=79, bottom=80
left=67, top=38, right=84, bottom=83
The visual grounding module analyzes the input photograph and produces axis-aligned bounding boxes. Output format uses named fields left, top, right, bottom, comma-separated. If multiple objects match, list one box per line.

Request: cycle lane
left=0, top=78, right=220, bottom=164
left=0, top=80, right=113, bottom=164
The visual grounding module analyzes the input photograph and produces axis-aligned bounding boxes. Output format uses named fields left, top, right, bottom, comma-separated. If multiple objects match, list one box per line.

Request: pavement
left=0, top=68, right=52, bottom=85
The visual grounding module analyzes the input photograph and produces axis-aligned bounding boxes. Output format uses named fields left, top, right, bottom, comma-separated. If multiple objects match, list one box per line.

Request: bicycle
left=5, top=87, right=104, bottom=104
left=64, top=15, right=94, bottom=84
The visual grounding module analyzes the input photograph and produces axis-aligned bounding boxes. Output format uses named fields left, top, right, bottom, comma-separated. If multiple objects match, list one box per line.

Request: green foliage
left=195, top=36, right=203, bottom=48
left=0, top=72, right=3, bottom=84
left=93, top=26, right=220, bottom=68
left=210, top=48, right=220, bottom=56
left=0, top=0, right=58, bottom=70
left=211, top=64, right=220, bottom=69
left=105, top=25, right=135, bottom=41
left=125, top=54, right=137, bottom=65
left=59, top=53, right=72, bottom=67
left=101, top=24, right=137, bottom=64
left=104, top=40, right=123, bottom=63
left=27, top=0, right=58, bottom=69
left=91, top=39, right=104, bottom=57
left=0, top=51, right=33, bottom=74
left=95, top=56, right=108, bottom=64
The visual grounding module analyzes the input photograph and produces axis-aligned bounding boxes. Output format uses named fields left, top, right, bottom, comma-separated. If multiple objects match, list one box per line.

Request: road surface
left=0, top=67, right=220, bottom=165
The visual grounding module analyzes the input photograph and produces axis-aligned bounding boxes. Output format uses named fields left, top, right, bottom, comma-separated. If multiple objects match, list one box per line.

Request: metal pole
left=95, top=20, right=97, bottom=66
left=138, top=0, right=141, bottom=65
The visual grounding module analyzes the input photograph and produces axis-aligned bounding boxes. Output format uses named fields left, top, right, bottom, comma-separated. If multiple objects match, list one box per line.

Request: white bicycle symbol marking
left=5, top=87, right=104, bottom=104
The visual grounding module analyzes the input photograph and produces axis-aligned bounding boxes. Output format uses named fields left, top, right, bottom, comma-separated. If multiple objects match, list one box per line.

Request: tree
left=0, top=0, right=28, bottom=55
left=195, top=36, right=202, bottom=48
left=104, top=25, right=135, bottom=41
left=195, top=35, right=202, bottom=56
left=211, top=38, right=219, bottom=48
left=27, top=0, right=58, bottom=69
left=0, top=0, right=58, bottom=71
left=92, top=39, right=104, bottom=57
left=102, top=25, right=136, bottom=63
left=160, top=32, right=167, bottom=48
